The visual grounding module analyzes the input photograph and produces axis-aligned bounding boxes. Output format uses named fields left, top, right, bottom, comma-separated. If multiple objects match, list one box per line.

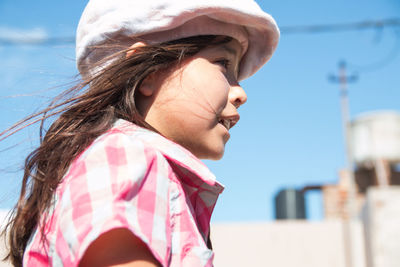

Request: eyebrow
left=219, top=44, right=241, bottom=58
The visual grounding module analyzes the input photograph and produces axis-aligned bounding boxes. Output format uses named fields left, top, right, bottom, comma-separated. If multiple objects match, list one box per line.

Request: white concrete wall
left=363, top=186, right=400, bottom=267
left=0, top=211, right=11, bottom=267
left=211, top=220, right=365, bottom=267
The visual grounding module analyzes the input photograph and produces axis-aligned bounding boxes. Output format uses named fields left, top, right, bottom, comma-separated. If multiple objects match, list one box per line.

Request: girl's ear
left=139, top=74, right=156, bottom=97
left=126, top=41, right=147, bottom=59
left=126, top=41, right=156, bottom=97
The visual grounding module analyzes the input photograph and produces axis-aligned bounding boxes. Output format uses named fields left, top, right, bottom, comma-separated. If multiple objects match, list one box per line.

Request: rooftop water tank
left=275, top=189, right=306, bottom=220
left=351, top=111, right=400, bottom=164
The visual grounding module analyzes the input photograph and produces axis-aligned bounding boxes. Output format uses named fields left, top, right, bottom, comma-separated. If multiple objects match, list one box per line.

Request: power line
left=280, top=18, right=400, bottom=34
left=0, top=18, right=399, bottom=46
left=346, top=32, right=400, bottom=73
left=0, top=36, right=74, bottom=46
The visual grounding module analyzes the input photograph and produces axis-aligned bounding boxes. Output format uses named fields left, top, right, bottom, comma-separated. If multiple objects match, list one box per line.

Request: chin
left=197, top=147, right=225, bottom=161
left=209, top=153, right=224, bottom=161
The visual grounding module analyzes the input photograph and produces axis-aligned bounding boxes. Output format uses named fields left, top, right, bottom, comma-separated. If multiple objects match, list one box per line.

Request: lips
left=218, top=115, right=239, bottom=130
left=219, top=119, right=231, bottom=130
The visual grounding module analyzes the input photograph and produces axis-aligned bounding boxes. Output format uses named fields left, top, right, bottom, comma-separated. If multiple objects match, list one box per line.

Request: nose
left=229, top=84, right=247, bottom=108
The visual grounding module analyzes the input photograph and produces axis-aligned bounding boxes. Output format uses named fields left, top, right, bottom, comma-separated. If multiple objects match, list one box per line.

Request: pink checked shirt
left=23, top=119, right=224, bottom=266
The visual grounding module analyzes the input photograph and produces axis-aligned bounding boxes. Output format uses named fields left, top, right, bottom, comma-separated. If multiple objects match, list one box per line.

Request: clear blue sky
left=1, top=0, right=399, bottom=221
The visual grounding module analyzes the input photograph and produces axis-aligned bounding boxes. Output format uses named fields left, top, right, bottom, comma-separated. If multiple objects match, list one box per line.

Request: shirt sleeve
left=55, top=131, right=172, bottom=266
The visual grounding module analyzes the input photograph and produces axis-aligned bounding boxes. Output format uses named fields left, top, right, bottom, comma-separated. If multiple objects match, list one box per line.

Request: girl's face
left=137, top=38, right=247, bottom=160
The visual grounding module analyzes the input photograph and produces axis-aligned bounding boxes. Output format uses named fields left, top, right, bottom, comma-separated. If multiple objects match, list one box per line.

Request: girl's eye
left=215, top=59, right=231, bottom=70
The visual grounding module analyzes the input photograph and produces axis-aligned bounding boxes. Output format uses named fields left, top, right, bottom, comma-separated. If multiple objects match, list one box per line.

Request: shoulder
left=78, top=121, right=162, bottom=166
left=69, top=120, right=171, bottom=183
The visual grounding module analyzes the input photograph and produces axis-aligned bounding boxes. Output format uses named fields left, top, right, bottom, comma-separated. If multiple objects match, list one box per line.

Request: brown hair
left=1, top=35, right=230, bottom=267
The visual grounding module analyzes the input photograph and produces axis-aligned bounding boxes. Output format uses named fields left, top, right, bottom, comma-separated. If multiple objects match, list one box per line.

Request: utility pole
left=329, top=60, right=358, bottom=267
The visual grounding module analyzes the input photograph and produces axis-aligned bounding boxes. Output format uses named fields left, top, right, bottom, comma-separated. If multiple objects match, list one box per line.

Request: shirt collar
left=114, top=119, right=225, bottom=195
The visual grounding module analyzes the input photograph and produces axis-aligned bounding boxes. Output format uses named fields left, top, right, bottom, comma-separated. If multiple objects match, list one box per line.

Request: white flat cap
left=76, top=0, right=280, bottom=81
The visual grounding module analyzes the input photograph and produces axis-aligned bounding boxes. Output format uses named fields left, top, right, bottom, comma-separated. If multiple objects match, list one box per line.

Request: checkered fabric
left=23, top=119, right=224, bottom=266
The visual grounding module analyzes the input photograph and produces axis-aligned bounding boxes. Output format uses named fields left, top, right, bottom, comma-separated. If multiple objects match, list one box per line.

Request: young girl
left=3, top=0, right=279, bottom=266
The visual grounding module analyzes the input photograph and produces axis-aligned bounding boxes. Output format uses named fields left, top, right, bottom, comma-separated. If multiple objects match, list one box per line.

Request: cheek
left=182, top=68, right=230, bottom=115
left=205, top=80, right=229, bottom=113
